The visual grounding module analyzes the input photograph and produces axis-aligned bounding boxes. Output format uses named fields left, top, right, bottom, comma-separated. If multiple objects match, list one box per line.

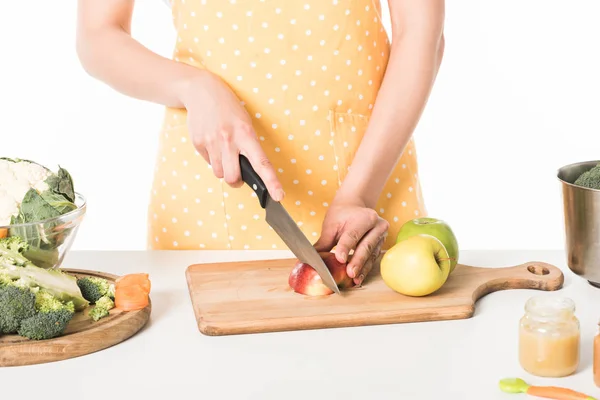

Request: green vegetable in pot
left=574, top=163, right=600, bottom=190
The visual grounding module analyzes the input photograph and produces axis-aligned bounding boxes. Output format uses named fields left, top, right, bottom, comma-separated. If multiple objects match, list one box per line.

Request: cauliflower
left=0, top=159, right=53, bottom=226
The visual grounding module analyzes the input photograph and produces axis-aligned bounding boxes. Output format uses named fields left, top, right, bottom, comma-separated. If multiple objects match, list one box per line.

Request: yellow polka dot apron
left=148, top=0, right=427, bottom=251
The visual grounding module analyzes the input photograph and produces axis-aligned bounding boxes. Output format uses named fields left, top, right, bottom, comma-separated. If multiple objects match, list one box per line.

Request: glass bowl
left=0, top=193, right=86, bottom=269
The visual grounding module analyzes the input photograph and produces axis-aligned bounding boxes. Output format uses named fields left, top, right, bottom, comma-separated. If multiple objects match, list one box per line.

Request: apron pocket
left=328, top=109, right=370, bottom=186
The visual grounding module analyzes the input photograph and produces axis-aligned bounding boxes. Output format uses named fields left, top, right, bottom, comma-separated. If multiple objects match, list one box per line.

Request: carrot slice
left=115, top=285, right=149, bottom=311
left=117, top=280, right=151, bottom=294
left=116, top=273, right=151, bottom=294
left=0, top=229, right=7, bottom=239
left=115, top=273, right=149, bottom=285
left=527, top=386, right=595, bottom=400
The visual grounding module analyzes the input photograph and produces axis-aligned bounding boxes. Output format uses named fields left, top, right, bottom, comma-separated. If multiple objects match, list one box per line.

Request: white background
left=1, top=1, right=599, bottom=252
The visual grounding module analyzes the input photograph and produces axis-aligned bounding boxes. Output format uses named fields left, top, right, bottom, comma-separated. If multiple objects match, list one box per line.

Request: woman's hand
left=76, top=1, right=284, bottom=201
left=181, top=73, right=285, bottom=201
left=314, top=197, right=389, bottom=286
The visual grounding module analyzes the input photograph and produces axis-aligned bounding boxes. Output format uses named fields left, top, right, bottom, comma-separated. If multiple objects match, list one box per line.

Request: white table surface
left=2, top=249, right=600, bottom=399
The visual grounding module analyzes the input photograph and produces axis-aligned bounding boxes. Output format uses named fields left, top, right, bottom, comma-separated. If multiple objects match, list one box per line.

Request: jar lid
left=525, top=296, right=576, bottom=318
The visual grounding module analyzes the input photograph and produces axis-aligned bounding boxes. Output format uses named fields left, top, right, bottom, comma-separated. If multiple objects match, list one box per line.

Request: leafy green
left=8, top=188, right=69, bottom=269
left=8, top=211, right=60, bottom=270
left=40, top=191, right=77, bottom=215
left=45, top=167, right=75, bottom=203
left=18, top=189, right=62, bottom=227
left=18, top=244, right=60, bottom=270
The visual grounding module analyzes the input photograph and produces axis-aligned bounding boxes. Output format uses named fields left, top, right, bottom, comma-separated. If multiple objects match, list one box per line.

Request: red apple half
left=288, top=251, right=355, bottom=296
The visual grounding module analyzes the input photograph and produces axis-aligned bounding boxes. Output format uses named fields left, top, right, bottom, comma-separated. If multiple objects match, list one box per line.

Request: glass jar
left=519, top=296, right=580, bottom=377
left=594, top=322, right=600, bottom=387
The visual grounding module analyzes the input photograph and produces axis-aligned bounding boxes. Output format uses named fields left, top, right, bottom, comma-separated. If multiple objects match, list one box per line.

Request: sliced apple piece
left=288, top=251, right=354, bottom=296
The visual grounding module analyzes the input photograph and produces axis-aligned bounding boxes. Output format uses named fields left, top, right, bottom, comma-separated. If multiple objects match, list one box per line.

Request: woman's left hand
left=313, top=198, right=389, bottom=286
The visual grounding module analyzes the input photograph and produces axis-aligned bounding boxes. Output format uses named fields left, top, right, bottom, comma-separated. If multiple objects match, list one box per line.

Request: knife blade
left=239, top=155, right=340, bottom=294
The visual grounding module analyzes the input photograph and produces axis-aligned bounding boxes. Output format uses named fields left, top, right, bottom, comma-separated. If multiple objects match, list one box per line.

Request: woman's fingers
left=333, top=209, right=379, bottom=265
left=196, top=147, right=211, bottom=166
left=352, top=234, right=385, bottom=285
left=206, top=143, right=224, bottom=179
left=346, top=218, right=388, bottom=280
left=240, top=134, right=284, bottom=201
left=221, top=132, right=244, bottom=188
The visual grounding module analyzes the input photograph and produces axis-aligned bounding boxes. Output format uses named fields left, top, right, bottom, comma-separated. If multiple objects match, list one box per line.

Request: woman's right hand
left=180, top=72, right=284, bottom=202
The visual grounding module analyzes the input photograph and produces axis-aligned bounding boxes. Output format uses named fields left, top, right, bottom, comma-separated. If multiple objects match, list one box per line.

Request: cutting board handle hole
left=527, top=265, right=550, bottom=275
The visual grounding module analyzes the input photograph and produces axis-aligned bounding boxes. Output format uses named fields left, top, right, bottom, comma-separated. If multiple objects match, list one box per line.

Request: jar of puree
left=519, top=296, right=580, bottom=377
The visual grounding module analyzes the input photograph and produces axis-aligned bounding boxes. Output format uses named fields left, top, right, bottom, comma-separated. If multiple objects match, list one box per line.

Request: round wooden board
left=0, top=268, right=151, bottom=367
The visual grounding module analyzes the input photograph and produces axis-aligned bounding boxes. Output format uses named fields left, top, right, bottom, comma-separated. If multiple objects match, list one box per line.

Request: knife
left=239, top=155, right=340, bottom=295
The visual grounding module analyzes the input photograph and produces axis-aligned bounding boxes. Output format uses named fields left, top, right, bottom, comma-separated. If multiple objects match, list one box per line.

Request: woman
left=76, top=0, right=445, bottom=286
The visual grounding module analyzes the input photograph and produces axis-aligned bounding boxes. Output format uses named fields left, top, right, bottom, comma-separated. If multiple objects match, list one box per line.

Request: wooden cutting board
left=0, top=269, right=151, bottom=367
left=185, top=257, right=564, bottom=336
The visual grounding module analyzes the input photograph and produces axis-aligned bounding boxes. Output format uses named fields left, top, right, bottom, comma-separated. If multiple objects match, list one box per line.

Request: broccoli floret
left=0, top=285, right=36, bottom=334
left=89, top=307, right=109, bottom=321
left=77, top=277, right=115, bottom=303
left=0, top=237, right=89, bottom=310
left=95, top=295, right=114, bottom=310
left=17, top=290, right=75, bottom=340
left=0, top=235, right=29, bottom=253
left=35, top=290, right=75, bottom=314
left=0, top=272, right=12, bottom=286
left=89, top=295, right=115, bottom=322
left=18, top=309, right=73, bottom=340
left=574, top=163, right=600, bottom=190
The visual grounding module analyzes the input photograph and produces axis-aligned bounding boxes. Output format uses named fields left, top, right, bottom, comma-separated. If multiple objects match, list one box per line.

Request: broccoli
left=35, top=290, right=75, bottom=314
left=77, top=277, right=115, bottom=303
left=17, top=290, right=75, bottom=340
left=0, top=284, right=36, bottom=334
left=574, top=163, right=600, bottom=190
left=18, top=310, right=74, bottom=340
left=0, top=271, right=11, bottom=286
left=0, top=235, right=29, bottom=253
left=0, top=237, right=89, bottom=311
left=89, top=295, right=115, bottom=322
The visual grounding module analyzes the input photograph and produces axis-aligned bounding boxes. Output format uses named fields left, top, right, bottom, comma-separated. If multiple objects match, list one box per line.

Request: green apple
left=396, top=217, right=459, bottom=273
left=381, top=234, right=452, bottom=297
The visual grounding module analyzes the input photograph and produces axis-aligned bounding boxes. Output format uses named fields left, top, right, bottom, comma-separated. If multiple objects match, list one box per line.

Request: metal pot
left=557, top=160, right=600, bottom=288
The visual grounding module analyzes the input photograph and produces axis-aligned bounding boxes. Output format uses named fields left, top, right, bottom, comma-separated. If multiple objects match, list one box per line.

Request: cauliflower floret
left=0, top=159, right=53, bottom=225
left=9, top=160, right=51, bottom=193
left=0, top=188, right=17, bottom=226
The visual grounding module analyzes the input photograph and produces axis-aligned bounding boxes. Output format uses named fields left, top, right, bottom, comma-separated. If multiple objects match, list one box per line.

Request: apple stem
left=437, top=257, right=456, bottom=262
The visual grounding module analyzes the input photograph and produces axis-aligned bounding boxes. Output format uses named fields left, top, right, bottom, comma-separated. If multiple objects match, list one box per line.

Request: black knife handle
left=239, top=154, right=269, bottom=208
